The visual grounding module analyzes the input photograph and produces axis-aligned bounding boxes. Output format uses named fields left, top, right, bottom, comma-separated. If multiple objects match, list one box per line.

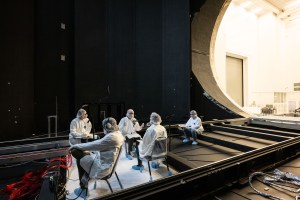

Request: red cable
left=2, top=153, right=72, bottom=200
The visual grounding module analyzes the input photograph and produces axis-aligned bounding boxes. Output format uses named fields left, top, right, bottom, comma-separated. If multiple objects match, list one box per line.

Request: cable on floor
left=249, top=169, right=300, bottom=200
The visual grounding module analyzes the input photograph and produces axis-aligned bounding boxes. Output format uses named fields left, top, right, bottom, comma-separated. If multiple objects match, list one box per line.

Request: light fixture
left=252, top=7, right=262, bottom=14
left=240, top=1, right=253, bottom=8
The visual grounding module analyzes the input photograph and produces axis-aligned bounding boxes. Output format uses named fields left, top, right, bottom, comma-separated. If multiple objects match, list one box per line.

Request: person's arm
left=185, top=118, right=192, bottom=128
left=163, top=127, right=168, bottom=138
left=134, top=119, right=144, bottom=131
left=84, top=118, right=92, bottom=134
left=139, top=128, right=156, bottom=157
left=118, top=118, right=125, bottom=130
left=118, top=118, right=129, bottom=136
left=191, top=118, right=201, bottom=129
left=72, top=133, right=116, bottom=151
left=70, top=120, right=85, bottom=137
left=156, top=126, right=167, bottom=138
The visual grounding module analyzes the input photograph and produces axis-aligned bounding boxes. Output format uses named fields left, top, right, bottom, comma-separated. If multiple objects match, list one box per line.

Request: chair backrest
left=151, top=137, right=167, bottom=160
left=102, top=144, right=123, bottom=180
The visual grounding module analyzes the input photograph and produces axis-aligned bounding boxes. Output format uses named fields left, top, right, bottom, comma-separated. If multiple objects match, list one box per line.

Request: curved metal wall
left=191, top=0, right=252, bottom=118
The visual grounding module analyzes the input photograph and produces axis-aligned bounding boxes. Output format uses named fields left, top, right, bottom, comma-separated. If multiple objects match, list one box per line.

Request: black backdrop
left=0, top=0, right=192, bottom=141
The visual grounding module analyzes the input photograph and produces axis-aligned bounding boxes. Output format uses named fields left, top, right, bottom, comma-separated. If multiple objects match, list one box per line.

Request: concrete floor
left=65, top=146, right=178, bottom=200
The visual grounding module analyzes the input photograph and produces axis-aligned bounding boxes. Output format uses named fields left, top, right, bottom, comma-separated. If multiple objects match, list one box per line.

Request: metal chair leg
left=165, top=156, right=172, bottom=176
left=124, top=142, right=128, bottom=155
left=115, top=171, right=123, bottom=189
left=105, top=179, right=113, bottom=193
left=147, top=161, right=152, bottom=181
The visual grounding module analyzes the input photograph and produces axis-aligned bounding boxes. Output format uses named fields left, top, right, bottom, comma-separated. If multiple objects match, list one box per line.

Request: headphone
left=104, top=117, right=112, bottom=129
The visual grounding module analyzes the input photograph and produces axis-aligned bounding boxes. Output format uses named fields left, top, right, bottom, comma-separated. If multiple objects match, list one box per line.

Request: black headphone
left=104, top=117, right=112, bottom=129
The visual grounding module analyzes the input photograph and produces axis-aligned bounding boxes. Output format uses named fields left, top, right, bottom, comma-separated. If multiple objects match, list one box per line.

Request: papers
left=177, top=124, right=185, bottom=130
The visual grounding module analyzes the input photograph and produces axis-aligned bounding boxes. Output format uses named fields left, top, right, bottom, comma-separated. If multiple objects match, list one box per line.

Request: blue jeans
left=183, top=127, right=197, bottom=141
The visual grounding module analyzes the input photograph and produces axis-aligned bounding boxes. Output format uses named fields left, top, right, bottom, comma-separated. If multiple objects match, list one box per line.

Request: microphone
left=132, top=119, right=137, bottom=126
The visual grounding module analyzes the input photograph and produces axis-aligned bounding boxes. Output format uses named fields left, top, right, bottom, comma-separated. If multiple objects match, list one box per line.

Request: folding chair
left=143, top=137, right=172, bottom=181
left=93, top=145, right=124, bottom=193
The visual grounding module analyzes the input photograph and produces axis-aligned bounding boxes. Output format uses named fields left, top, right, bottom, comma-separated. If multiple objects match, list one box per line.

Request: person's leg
left=136, top=140, right=142, bottom=166
left=191, top=129, right=198, bottom=145
left=182, top=127, right=191, bottom=143
left=132, top=140, right=144, bottom=170
left=131, top=137, right=141, bottom=157
left=191, top=129, right=197, bottom=141
left=70, top=148, right=89, bottom=189
left=125, top=136, right=133, bottom=160
left=127, top=137, right=134, bottom=152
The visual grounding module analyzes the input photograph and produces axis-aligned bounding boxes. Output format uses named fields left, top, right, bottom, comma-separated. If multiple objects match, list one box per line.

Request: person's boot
left=182, top=138, right=190, bottom=143
left=151, top=162, right=160, bottom=169
left=132, top=165, right=144, bottom=171
left=74, top=187, right=88, bottom=198
left=126, top=153, right=132, bottom=160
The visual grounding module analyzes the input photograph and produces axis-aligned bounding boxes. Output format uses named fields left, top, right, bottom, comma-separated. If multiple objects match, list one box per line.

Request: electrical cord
left=249, top=169, right=300, bottom=200
left=249, top=172, right=284, bottom=200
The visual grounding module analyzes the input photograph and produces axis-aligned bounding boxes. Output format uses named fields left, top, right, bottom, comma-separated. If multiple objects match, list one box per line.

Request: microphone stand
left=89, top=107, right=96, bottom=141
left=91, top=117, right=95, bottom=141
left=165, top=114, right=174, bottom=151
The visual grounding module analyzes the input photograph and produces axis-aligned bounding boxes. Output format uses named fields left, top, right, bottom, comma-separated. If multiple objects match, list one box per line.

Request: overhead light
left=240, top=1, right=253, bottom=8
left=252, top=7, right=263, bottom=14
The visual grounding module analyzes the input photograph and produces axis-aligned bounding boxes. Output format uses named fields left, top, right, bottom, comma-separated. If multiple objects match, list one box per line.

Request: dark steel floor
left=168, top=122, right=300, bottom=170
left=214, top=155, right=300, bottom=200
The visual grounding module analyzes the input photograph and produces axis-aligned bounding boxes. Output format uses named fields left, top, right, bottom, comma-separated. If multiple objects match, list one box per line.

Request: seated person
left=181, top=110, right=204, bottom=145
left=132, top=112, right=167, bottom=170
left=69, top=117, right=124, bottom=198
left=69, top=108, right=94, bottom=146
left=118, top=109, right=144, bottom=160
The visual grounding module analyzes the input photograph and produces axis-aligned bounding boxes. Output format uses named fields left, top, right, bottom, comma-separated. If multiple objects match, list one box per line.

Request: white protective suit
left=72, top=130, right=124, bottom=179
left=69, top=117, right=93, bottom=145
left=185, top=116, right=204, bottom=134
left=139, top=121, right=167, bottom=159
left=118, top=117, right=143, bottom=139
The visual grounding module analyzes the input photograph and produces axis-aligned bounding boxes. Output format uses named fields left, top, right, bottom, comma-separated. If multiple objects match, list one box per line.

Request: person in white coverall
left=69, top=117, right=124, bottom=198
left=118, top=109, right=144, bottom=160
left=132, top=112, right=167, bottom=170
left=69, top=108, right=94, bottom=146
left=182, top=110, right=204, bottom=145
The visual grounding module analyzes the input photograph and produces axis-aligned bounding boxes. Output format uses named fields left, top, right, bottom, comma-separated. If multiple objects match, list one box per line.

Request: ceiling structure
left=232, top=0, right=300, bottom=22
